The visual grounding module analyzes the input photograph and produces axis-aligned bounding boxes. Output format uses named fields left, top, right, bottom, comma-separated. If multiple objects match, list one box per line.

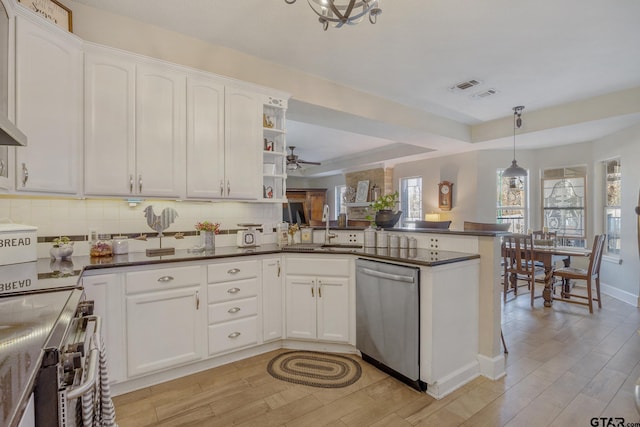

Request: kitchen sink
left=280, top=243, right=362, bottom=252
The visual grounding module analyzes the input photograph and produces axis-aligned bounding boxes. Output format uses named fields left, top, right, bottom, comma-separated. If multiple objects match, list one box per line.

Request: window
left=496, top=171, right=528, bottom=233
left=542, top=166, right=587, bottom=247
left=604, top=159, right=621, bottom=255
left=400, top=177, right=422, bottom=225
left=335, top=185, right=346, bottom=218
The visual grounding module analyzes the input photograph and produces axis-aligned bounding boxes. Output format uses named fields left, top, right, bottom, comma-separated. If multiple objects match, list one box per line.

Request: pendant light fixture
left=284, top=0, right=382, bottom=31
left=502, top=105, right=528, bottom=178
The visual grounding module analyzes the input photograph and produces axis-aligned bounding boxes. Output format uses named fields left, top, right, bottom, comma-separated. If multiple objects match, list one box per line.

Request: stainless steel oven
left=0, top=262, right=115, bottom=427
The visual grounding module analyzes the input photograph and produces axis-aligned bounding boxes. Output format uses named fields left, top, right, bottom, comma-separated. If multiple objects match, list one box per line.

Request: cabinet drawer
left=208, top=278, right=258, bottom=303
left=208, top=316, right=258, bottom=355
left=208, top=260, right=258, bottom=283
left=208, top=297, right=258, bottom=324
left=125, top=266, right=201, bottom=294
left=286, top=257, right=350, bottom=276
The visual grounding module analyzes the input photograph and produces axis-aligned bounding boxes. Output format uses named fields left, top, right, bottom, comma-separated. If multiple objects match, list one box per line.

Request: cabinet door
left=82, top=274, right=126, bottom=383
left=0, top=147, right=9, bottom=189
left=285, top=275, right=316, bottom=340
left=15, top=16, right=82, bottom=194
left=224, top=86, right=260, bottom=199
left=186, top=75, right=225, bottom=199
left=316, top=276, right=349, bottom=343
left=126, top=286, right=202, bottom=377
left=262, top=258, right=283, bottom=342
left=84, top=48, right=135, bottom=196
left=136, top=63, right=186, bottom=197
left=308, top=190, right=327, bottom=222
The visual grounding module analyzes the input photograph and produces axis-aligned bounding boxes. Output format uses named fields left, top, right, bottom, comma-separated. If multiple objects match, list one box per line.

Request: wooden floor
left=113, top=285, right=640, bottom=426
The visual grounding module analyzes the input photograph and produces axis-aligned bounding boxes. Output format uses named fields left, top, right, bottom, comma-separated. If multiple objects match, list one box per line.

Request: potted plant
left=368, top=191, right=402, bottom=228
left=50, top=236, right=74, bottom=259
left=195, top=221, right=220, bottom=251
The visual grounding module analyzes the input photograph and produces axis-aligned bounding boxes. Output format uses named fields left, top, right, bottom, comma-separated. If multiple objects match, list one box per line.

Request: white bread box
left=0, top=223, right=38, bottom=265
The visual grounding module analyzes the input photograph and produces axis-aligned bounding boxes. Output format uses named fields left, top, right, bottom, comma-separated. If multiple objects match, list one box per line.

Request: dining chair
left=503, top=234, right=542, bottom=306
left=551, top=234, right=606, bottom=313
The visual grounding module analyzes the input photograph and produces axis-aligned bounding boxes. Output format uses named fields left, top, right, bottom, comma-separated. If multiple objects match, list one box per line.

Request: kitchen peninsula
left=3, top=226, right=508, bottom=427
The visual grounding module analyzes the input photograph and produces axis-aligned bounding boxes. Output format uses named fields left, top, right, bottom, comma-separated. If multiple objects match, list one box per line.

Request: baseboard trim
left=425, top=360, right=480, bottom=400
left=600, top=282, right=639, bottom=307
left=477, top=353, right=506, bottom=381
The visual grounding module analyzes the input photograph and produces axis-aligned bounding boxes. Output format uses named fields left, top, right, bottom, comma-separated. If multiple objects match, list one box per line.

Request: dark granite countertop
left=47, top=243, right=479, bottom=273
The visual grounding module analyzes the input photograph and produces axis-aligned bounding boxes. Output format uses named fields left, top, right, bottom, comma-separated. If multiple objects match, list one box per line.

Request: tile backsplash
left=0, top=196, right=282, bottom=256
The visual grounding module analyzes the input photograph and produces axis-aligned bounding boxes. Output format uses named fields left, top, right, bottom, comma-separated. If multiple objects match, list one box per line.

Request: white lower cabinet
left=81, top=273, right=126, bottom=384
left=125, top=266, right=203, bottom=377
left=207, top=260, right=260, bottom=355
left=285, top=256, right=351, bottom=343
left=262, top=257, right=283, bottom=342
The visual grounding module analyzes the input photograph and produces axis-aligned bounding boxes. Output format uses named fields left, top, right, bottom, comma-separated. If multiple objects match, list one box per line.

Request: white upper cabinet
left=84, top=46, right=186, bottom=198
left=185, top=74, right=225, bottom=199
left=135, top=63, right=186, bottom=197
left=84, top=47, right=135, bottom=196
left=15, top=15, right=82, bottom=194
left=223, top=86, right=261, bottom=200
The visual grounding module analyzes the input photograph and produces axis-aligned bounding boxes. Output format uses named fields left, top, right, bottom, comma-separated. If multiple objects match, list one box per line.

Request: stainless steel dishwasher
left=355, top=258, right=425, bottom=391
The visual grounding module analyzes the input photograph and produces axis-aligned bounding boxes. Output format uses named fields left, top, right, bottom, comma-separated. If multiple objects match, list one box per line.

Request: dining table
left=503, top=244, right=591, bottom=307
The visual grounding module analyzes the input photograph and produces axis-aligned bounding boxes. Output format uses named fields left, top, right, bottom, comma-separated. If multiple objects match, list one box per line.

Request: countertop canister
left=112, top=236, right=129, bottom=254
left=376, top=231, right=388, bottom=248
left=364, top=226, right=376, bottom=247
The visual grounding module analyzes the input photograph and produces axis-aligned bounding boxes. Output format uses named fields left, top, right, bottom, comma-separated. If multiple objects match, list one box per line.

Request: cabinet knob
left=228, top=332, right=241, bottom=339
left=129, top=174, right=134, bottom=193
left=138, top=175, right=143, bottom=193
left=227, top=268, right=241, bottom=275
left=227, top=180, right=231, bottom=195
left=228, top=307, right=241, bottom=314
left=195, top=291, right=200, bottom=310
left=227, top=287, right=241, bottom=294
left=0, top=160, right=4, bottom=176
left=157, top=276, right=174, bottom=283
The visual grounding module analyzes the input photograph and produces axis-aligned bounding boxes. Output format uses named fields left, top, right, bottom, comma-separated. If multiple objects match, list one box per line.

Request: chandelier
left=502, top=106, right=528, bottom=178
left=284, top=0, right=382, bottom=31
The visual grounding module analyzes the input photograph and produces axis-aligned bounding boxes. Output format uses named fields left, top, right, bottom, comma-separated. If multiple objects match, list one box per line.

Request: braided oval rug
left=267, top=351, right=362, bottom=388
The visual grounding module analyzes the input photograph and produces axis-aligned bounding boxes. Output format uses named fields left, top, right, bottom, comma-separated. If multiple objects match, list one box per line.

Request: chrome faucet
left=323, top=204, right=337, bottom=244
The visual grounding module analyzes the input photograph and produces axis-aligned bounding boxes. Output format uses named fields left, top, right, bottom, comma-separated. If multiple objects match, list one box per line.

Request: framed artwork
left=18, top=0, right=73, bottom=32
left=355, top=180, right=369, bottom=203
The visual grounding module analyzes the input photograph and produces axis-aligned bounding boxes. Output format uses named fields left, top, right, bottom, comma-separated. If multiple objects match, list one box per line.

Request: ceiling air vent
left=471, top=88, right=499, bottom=99
left=449, top=79, right=482, bottom=92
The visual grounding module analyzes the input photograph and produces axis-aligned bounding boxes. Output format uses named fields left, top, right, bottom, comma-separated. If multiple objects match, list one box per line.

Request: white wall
left=591, top=123, right=640, bottom=298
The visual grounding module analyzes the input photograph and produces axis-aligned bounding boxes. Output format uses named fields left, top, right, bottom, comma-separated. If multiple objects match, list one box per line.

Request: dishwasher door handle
left=358, top=267, right=415, bottom=283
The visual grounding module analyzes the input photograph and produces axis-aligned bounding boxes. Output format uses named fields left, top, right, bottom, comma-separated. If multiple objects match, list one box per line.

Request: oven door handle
left=66, top=315, right=102, bottom=401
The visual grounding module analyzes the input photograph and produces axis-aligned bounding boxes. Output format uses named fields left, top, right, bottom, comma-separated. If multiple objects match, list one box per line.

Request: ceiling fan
left=286, top=146, right=321, bottom=171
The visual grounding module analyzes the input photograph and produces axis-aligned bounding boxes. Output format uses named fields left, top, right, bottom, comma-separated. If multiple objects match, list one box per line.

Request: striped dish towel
left=81, top=333, right=118, bottom=427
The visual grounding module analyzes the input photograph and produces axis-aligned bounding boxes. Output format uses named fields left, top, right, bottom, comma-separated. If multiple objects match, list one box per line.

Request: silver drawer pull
left=228, top=307, right=241, bottom=314
left=227, top=287, right=240, bottom=294
left=228, top=332, right=241, bottom=339
left=157, top=276, right=174, bottom=283
left=227, top=268, right=241, bottom=275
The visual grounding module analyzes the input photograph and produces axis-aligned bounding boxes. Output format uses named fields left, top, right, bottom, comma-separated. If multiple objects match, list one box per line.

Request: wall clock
left=18, top=0, right=73, bottom=32
left=438, top=181, right=453, bottom=211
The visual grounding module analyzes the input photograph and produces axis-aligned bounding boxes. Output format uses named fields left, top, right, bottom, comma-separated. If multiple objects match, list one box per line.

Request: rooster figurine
left=143, top=206, right=179, bottom=237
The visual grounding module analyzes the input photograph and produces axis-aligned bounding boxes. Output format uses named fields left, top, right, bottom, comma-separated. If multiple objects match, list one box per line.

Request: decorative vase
left=50, top=243, right=74, bottom=260
left=374, top=210, right=402, bottom=229
left=201, top=231, right=215, bottom=251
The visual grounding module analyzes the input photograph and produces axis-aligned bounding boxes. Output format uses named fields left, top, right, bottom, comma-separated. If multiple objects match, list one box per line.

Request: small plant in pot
left=367, top=191, right=402, bottom=228
left=50, top=236, right=74, bottom=260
